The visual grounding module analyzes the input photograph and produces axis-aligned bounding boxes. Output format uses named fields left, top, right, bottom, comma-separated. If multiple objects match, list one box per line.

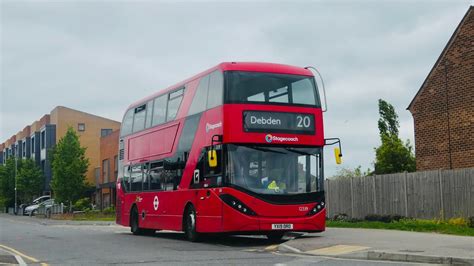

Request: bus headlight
left=307, top=201, right=325, bottom=216
left=219, top=194, right=257, bottom=216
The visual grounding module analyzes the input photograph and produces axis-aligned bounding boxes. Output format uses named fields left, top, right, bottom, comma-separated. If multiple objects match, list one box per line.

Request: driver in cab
left=262, top=169, right=286, bottom=192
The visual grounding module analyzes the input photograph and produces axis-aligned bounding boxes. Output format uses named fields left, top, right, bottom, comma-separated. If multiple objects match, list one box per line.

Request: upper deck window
left=225, top=71, right=320, bottom=107
left=132, top=104, right=147, bottom=132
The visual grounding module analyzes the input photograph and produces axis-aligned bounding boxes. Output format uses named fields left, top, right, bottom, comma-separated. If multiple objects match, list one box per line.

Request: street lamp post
left=14, top=146, right=18, bottom=215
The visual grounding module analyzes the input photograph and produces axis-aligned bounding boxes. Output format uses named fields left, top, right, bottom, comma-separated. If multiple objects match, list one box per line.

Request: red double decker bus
left=116, top=62, right=341, bottom=241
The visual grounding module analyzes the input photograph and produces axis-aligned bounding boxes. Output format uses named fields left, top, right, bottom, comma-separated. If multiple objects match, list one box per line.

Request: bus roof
left=127, top=62, right=314, bottom=110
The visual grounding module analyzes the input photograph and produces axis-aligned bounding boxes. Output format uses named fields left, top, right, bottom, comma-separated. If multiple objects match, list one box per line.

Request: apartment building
left=1, top=106, right=121, bottom=194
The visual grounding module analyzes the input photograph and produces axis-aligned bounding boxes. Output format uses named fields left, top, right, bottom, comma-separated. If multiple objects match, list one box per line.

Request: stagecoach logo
left=135, top=196, right=143, bottom=203
left=206, top=121, right=222, bottom=133
left=153, top=196, right=159, bottom=211
left=265, top=134, right=273, bottom=143
left=265, top=134, right=299, bottom=143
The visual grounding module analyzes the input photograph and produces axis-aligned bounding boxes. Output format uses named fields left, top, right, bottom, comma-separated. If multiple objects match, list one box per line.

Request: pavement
left=278, top=228, right=474, bottom=265
left=2, top=214, right=473, bottom=265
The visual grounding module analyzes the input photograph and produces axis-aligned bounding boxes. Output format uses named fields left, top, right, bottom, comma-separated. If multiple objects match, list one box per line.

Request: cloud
left=1, top=1, right=471, bottom=176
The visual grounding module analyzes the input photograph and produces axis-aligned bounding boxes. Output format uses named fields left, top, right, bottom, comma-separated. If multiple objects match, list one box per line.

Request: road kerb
left=367, top=251, right=474, bottom=265
left=278, top=243, right=474, bottom=265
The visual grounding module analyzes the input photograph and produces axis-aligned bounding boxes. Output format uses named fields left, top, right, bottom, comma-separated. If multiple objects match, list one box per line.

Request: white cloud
left=1, top=1, right=471, bottom=175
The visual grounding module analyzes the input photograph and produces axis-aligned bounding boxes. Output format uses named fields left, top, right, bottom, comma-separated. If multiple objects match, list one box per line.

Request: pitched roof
left=407, top=6, right=473, bottom=111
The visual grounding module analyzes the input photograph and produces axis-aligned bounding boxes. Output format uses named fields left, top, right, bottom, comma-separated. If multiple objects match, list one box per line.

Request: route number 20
left=296, top=115, right=311, bottom=128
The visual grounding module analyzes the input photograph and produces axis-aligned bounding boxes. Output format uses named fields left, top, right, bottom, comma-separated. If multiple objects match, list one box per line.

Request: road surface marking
left=307, top=245, right=369, bottom=255
left=14, top=255, right=27, bottom=266
left=265, top=245, right=279, bottom=251
left=0, top=244, right=49, bottom=265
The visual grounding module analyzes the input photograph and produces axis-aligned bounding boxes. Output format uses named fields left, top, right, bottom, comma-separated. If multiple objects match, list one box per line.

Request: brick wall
left=409, top=7, right=474, bottom=170
left=99, top=130, right=119, bottom=185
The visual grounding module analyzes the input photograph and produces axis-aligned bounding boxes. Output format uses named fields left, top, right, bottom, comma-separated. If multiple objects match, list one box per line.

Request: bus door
left=119, top=165, right=132, bottom=226
left=194, top=147, right=224, bottom=232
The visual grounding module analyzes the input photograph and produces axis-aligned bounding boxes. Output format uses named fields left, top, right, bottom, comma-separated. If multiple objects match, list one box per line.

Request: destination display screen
left=243, top=111, right=315, bottom=134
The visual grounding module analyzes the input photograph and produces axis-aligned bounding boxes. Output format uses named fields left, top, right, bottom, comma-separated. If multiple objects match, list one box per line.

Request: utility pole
left=14, top=146, right=18, bottom=215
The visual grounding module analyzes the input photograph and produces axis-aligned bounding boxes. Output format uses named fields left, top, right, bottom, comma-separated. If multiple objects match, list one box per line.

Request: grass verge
left=327, top=219, right=474, bottom=237
left=52, top=212, right=115, bottom=221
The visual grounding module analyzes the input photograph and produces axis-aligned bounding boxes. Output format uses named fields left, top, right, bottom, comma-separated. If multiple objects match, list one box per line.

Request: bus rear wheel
left=130, top=207, right=155, bottom=235
left=130, top=207, right=142, bottom=235
left=184, top=205, right=200, bottom=242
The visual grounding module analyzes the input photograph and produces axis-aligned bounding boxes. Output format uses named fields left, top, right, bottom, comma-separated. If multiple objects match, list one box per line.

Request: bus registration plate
left=271, top=224, right=293, bottom=230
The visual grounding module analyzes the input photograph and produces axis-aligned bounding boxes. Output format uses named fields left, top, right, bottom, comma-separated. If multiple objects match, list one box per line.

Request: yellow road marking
left=0, top=244, right=49, bottom=265
left=308, top=245, right=369, bottom=256
left=264, top=244, right=279, bottom=251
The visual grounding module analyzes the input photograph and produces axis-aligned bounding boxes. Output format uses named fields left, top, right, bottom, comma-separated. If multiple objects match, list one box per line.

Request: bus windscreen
left=227, top=145, right=323, bottom=195
left=225, top=71, right=321, bottom=107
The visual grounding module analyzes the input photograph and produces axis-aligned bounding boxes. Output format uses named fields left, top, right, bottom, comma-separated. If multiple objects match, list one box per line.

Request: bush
left=448, top=217, right=468, bottom=226
left=468, top=217, right=474, bottom=228
left=73, top=198, right=91, bottom=211
left=103, top=206, right=115, bottom=215
left=331, top=213, right=361, bottom=223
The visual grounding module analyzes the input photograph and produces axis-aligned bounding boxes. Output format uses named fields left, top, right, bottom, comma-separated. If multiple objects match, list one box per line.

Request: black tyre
left=130, top=207, right=143, bottom=235
left=184, top=205, right=200, bottom=242
left=131, top=207, right=155, bottom=236
left=266, top=232, right=285, bottom=242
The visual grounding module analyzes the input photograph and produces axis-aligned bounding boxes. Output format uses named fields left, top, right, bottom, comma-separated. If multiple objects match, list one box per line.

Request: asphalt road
left=0, top=214, right=436, bottom=265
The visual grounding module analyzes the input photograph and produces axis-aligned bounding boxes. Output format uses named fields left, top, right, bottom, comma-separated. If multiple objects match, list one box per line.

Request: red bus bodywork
left=116, top=62, right=326, bottom=237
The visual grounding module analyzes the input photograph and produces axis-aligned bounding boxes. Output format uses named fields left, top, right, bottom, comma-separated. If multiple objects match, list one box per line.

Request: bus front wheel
left=184, top=205, right=200, bottom=242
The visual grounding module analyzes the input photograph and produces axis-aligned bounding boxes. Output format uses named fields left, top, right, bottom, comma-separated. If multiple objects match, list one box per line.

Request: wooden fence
left=325, top=167, right=474, bottom=219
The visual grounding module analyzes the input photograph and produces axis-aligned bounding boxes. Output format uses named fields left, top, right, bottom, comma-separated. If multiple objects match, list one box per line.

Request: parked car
left=24, top=196, right=51, bottom=216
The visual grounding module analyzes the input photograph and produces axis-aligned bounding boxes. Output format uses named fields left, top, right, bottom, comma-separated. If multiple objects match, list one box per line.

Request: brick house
left=97, top=130, right=120, bottom=209
left=407, top=6, right=473, bottom=170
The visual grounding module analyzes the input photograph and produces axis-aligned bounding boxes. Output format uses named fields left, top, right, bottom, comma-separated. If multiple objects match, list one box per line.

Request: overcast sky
left=1, top=0, right=472, bottom=176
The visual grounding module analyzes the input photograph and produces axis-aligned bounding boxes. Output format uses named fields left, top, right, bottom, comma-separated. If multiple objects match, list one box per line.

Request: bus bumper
left=222, top=205, right=326, bottom=233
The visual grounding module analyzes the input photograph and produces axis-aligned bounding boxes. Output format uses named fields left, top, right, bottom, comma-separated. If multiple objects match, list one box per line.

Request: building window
left=41, top=131, right=46, bottom=149
left=78, top=123, right=86, bottom=132
left=102, top=159, right=110, bottom=183
left=114, top=155, right=118, bottom=179
left=31, top=136, right=35, bottom=153
left=22, top=141, right=26, bottom=157
left=101, top=129, right=113, bottom=137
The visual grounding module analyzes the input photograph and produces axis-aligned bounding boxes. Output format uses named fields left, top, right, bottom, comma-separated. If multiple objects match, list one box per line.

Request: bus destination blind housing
left=243, top=111, right=315, bottom=134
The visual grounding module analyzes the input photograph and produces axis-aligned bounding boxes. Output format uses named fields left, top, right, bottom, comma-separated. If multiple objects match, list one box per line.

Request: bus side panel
left=162, top=190, right=196, bottom=231
left=128, top=123, right=179, bottom=162
left=122, top=192, right=137, bottom=227
left=139, top=191, right=161, bottom=229
left=196, top=188, right=223, bottom=233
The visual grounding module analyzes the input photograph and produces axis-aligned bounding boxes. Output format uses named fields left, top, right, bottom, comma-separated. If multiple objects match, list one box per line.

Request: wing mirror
left=325, top=138, right=343, bottom=164
left=334, top=147, right=342, bottom=165
left=208, top=150, right=217, bottom=168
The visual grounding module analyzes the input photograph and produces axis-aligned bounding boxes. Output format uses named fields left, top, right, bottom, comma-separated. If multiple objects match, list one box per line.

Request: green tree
left=374, top=99, right=416, bottom=174
left=17, top=159, right=44, bottom=203
left=0, top=158, right=19, bottom=208
left=51, top=127, right=90, bottom=210
left=330, top=165, right=372, bottom=179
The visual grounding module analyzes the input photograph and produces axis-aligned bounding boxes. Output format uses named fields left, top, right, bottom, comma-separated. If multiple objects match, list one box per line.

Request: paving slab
left=279, top=228, right=474, bottom=265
